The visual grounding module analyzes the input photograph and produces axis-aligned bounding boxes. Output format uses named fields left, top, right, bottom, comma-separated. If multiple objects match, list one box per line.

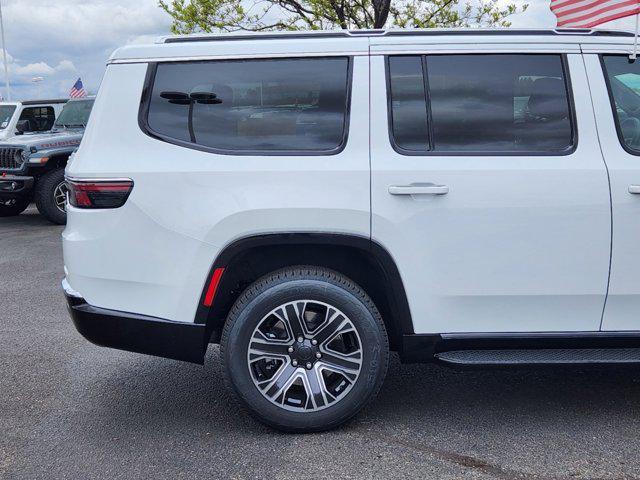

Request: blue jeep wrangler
left=0, top=97, right=94, bottom=224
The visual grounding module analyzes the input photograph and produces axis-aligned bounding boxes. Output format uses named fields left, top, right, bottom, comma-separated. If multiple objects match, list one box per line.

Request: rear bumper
left=0, top=174, right=34, bottom=198
left=62, top=278, right=208, bottom=364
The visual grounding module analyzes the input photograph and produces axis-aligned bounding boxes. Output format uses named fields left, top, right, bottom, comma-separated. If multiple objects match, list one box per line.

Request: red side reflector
left=203, top=267, right=225, bottom=307
left=67, top=179, right=134, bottom=209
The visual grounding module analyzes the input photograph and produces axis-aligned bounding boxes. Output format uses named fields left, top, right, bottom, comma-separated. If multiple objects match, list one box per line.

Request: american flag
left=69, top=78, right=87, bottom=98
left=551, top=0, right=640, bottom=28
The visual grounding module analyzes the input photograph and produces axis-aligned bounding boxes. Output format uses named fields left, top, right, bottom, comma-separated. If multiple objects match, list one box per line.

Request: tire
left=35, top=167, right=67, bottom=225
left=0, top=197, right=31, bottom=217
left=221, top=266, right=389, bottom=432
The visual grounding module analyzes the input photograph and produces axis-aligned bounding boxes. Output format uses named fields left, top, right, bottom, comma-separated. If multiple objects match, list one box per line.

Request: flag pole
left=0, top=0, right=10, bottom=100
left=632, top=12, right=640, bottom=60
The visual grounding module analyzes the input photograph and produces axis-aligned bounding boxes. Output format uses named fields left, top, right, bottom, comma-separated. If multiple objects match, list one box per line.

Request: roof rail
left=161, top=27, right=636, bottom=44
left=21, top=98, right=68, bottom=105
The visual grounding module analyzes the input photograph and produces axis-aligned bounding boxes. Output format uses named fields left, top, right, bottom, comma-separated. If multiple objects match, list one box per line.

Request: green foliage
left=159, top=0, right=528, bottom=34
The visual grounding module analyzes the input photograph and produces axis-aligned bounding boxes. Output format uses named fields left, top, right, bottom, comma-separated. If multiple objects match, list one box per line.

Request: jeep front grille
left=0, top=147, right=23, bottom=170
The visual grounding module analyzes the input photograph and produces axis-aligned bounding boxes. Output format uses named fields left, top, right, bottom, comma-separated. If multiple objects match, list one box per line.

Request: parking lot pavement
left=2, top=208, right=640, bottom=480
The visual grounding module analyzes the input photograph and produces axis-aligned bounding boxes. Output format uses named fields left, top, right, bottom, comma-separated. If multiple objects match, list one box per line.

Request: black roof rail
left=590, top=30, right=635, bottom=37
left=162, top=28, right=636, bottom=44
left=164, top=31, right=351, bottom=43
left=20, top=98, right=68, bottom=105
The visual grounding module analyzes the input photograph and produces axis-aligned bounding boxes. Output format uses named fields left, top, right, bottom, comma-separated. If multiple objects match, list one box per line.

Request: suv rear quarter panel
left=64, top=57, right=370, bottom=323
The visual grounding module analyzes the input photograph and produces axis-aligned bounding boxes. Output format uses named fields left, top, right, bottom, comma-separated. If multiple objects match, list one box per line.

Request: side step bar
left=400, top=333, right=640, bottom=366
left=436, top=348, right=640, bottom=366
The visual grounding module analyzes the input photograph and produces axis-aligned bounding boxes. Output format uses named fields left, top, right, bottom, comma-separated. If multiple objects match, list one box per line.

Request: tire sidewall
left=224, top=278, right=386, bottom=432
left=35, top=168, right=66, bottom=225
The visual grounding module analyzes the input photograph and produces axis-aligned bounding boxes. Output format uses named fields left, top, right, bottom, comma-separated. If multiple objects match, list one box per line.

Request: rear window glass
left=388, top=56, right=429, bottom=151
left=602, top=55, right=640, bottom=154
left=388, top=54, right=574, bottom=154
left=146, top=57, right=351, bottom=154
left=20, top=106, right=55, bottom=132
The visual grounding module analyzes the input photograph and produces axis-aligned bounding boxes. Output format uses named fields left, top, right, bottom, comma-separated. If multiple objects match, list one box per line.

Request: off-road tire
left=35, top=167, right=67, bottom=225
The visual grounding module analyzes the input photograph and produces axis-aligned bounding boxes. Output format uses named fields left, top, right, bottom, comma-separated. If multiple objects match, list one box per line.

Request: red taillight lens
left=66, top=179, right=134, bottom=209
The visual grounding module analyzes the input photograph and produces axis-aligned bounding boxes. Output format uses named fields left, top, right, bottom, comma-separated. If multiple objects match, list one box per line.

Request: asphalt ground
left=2, top=206, right=640, bottom=480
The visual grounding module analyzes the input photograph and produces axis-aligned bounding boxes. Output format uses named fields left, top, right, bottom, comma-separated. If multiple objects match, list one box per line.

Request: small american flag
left=551, top=0, right=640, bottom=28
left=69, top=78, right=87, bottom=98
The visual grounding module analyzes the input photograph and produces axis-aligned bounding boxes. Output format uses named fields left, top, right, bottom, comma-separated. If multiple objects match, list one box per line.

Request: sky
left=1, top=0, right=639, bottom=101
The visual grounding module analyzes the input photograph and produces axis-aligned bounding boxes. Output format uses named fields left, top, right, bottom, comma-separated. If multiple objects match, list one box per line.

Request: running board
left=435, top=348, right=640, bottom=366
left=400, top=333, right=640, bottom=364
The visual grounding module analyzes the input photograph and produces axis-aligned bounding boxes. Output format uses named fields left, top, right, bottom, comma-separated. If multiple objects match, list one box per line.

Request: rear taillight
left=66, top=178, right=134, bottom=209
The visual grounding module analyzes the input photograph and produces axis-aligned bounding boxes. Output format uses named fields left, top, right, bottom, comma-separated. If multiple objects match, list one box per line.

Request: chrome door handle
left=629, top=185, right=640, bottom=194
left=388, top=183, right=449, bottom=196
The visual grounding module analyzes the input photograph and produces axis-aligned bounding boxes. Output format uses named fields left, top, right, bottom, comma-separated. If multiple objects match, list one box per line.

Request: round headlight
left=21, top=150, right=29, bottom=162
left=13, top=150, right=26, bottom=165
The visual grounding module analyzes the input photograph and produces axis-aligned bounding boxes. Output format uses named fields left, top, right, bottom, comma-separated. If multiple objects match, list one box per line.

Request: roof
left=159, top=28, right=635, bottom=43
left=108, top=28, right=640, bottom=63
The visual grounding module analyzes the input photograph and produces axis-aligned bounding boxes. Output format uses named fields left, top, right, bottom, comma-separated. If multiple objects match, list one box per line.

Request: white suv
left=62, top=28, right=640, bottom=432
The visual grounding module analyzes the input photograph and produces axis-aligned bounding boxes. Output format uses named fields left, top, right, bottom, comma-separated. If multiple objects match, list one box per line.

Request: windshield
left=0, top=105, right=16, bottom=129
left=54, top=99, right=94, bottom=128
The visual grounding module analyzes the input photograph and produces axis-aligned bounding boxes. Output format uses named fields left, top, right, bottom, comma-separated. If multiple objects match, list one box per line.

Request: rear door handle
left=630, top=185, right=640, bottom=194
left=388, top=183, right=449, bottom=196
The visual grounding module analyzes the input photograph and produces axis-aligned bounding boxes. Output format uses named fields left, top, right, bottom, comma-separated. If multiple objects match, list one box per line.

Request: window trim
left=600, top=53, right=640, bottom=157
left=138, top=56, right=353, bottom=157
left=385, top=53, right=578, bottom=157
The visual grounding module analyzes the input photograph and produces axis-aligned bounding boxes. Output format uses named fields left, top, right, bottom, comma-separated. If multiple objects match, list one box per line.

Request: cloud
left=1, top=0, right=638, bottom=100
left=12, top=61, right=55, bottom=76
left=0, top=0, right=170, bottom=99
left=55, top=60, right=77, bottom=73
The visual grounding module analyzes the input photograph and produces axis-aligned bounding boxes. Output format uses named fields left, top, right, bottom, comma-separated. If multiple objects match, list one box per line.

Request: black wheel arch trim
left=194, top=233, right=415, bottom=343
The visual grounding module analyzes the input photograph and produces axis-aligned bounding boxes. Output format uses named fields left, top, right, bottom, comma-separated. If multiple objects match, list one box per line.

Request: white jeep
left=62, top=28, right=640, bottom=432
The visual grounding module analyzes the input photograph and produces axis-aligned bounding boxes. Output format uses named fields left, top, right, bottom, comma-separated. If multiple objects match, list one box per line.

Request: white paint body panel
left=583, top=54, right=640, bottom=331
left=370, top=53, right=611, bottom=333
left=64, top=57, right=371, bottom=323
left=63, top=30, right=639, bottom=334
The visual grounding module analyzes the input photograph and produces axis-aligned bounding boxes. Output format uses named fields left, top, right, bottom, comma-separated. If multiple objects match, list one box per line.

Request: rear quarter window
left=602, top=55, right=640, bottom=155
left=143, top=57, right=351, bottom=155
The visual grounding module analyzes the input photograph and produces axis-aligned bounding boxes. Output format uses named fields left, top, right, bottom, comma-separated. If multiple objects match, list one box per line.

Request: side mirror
left=15, top=119, right=30, bottom=134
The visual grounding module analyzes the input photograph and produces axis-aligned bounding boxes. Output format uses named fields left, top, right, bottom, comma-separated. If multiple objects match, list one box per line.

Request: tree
left=159, top=0, right=528, bottom=34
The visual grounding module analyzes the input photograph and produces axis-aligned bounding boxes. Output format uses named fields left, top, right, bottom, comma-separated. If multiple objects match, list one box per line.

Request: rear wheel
left=0, top=197, right=31, bottom=217
left=35, top=167, right=67, bottom=225
left=221, top=266, right=389, bottom=432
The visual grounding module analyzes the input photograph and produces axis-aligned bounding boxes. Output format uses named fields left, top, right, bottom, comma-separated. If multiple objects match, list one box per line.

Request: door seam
left=580, top=48, right=614, bottom=332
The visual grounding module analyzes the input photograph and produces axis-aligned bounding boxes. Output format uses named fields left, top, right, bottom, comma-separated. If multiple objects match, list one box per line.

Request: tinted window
left=20, top=106, right=55, bottom=132
left=388, top=56, right=429, bottom=151
left=54, top=99, right=94, bottom=128
left=602, top=55, right=640, bottom=153
left=146, top=57, right=350, bottom=153
left=388, top=54, right=573, bottom=154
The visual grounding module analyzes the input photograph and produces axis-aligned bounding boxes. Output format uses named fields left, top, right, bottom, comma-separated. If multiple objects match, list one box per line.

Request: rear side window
left=602, top=55, right=640, bottom=154
left=145, top=57, right=351, bottom=155
left=387, top=54, right=574, bottom=155
left=19, top=106, right=55, bottom=132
